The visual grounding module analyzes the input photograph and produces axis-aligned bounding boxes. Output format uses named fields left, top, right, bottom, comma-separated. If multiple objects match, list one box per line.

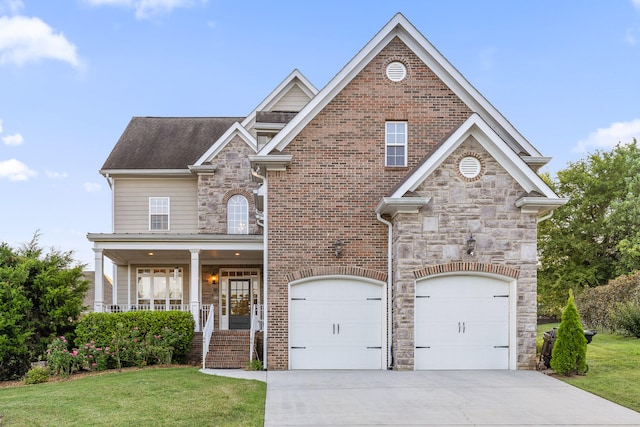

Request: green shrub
left=551, top=290, right=588, bottom=375
left=577, top=271, right=640, bottom=330
left=46, top=336, right=81, bottom=377
left=75, top=311, right=194, bottom=364
left=23, top=366, right=50, bottom=384
left=247, top=359, right=264, bottom=371
left=611, top=300, right=640, bottom=338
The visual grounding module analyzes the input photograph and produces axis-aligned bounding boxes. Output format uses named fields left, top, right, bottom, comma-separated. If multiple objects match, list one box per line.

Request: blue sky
left=1, top=0, right=639, bottom=269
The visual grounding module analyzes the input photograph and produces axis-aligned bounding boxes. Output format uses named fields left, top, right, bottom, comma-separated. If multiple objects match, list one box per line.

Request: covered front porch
left=86, top=233, right=264, bottom=333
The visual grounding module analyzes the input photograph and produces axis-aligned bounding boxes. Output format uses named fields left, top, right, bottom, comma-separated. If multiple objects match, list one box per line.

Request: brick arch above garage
left=285, top=266, right=387, bottom=283
left=414, top=262, right=520, bottom=280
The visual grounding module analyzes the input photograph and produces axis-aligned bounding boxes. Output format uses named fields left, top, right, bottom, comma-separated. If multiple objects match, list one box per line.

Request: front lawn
left=537, top=323, right=640, bottom=412
left=0, top=367, right=266, bottom=426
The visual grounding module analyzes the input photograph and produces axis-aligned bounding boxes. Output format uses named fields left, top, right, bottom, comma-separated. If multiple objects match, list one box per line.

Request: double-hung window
left=149, top=197, right=169, bottom=231
left=385, top=121, right=407, bottom=167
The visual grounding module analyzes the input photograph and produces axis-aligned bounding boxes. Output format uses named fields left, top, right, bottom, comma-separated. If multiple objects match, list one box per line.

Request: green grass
left=537, top=323, right=640, bottom=412
left=0, top=367, right=265, bottom=426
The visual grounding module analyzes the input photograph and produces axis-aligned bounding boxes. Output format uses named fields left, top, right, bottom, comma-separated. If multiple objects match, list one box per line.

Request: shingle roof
left=101, top=117, right=243, bottom=170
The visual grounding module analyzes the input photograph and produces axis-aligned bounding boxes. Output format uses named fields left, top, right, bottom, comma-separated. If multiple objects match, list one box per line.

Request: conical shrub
left=550, top=289, right=588, bottom=375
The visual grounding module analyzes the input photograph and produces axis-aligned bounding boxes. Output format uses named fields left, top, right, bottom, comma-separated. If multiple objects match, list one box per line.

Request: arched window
left=227, top=195, right=249, bottom=234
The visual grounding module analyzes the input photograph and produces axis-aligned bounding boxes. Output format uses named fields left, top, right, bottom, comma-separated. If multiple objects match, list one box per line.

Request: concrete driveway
left=263, top=370, right=640, bottom=426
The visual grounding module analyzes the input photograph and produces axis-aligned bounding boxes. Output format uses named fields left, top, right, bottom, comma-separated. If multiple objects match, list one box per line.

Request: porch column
left=190, top=249, right=200, bottom=331
left=93, top=249, right=104, bottom=312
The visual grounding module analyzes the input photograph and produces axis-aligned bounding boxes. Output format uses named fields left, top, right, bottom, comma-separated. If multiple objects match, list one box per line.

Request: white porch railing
left=102, top=304, right=213, bottom=333
left=202, top=304, right=215, bottom=369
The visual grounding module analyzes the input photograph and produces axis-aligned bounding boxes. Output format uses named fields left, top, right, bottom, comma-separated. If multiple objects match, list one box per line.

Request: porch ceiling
left=87, top=233, right=264, bottom=265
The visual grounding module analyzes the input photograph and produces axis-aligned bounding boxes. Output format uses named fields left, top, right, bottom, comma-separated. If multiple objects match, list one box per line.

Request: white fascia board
left=241, top=69, right=318, bottom=130
left=193, top=122, right=256, bottom=166
left=259, top=16, right=404, bottom=155
left=515, top=197, right=569, bottom=214
left=260, top=13, right=543, bottom=159
left=390, top=114, right=558, bottom=199
left=393, top=20, right=542, bottom=157
left=99, top=169, right=191, bottom=177
left=375, top=196, right=431, bottom=218
left=248, top=154, right=293, bottom=171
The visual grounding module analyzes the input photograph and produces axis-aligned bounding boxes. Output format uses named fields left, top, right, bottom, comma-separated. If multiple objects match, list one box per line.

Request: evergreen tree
left=550, top=290, right=588, bottom=375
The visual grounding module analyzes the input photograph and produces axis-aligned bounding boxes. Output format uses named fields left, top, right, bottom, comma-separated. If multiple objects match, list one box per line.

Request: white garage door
left=289, top=278, right=384, bottom=369
left=415, top=275, right=510, bottom=370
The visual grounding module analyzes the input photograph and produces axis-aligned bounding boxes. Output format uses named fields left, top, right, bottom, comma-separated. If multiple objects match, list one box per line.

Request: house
left=88, top=13, right=566, bottom=371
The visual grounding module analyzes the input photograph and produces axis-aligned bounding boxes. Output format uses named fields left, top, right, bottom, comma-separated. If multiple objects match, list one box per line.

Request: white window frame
left=385, top=121, right=407, bottom=167
left=149, top=197, right=170, bottom=231
left=227, top=195, right=249, bottom=235
left=136, top=267, right=183, bottom=309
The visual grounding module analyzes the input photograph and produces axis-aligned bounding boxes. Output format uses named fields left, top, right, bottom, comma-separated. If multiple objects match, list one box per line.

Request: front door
left=229, top=279, right=250, bottom=330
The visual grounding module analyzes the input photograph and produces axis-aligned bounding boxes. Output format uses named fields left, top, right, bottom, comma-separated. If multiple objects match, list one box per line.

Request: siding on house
left=271, top=84, right=313, bottom=112
left=114, top=177, right=198, bottom=233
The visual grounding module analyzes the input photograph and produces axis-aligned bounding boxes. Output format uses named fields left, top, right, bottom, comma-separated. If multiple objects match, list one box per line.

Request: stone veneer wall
left=390, top=137, right=539, bottom=370
left=197, top=134, right=261, bottom=234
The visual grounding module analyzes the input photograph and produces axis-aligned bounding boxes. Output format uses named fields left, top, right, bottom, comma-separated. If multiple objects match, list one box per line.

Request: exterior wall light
left=210, top=275, right=217, bottom=285
left=466, top=234, right=476, bottom=256
left=334, top=239, right=344, bottom=258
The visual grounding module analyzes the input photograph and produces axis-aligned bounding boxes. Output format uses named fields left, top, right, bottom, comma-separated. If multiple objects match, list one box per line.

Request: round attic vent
left=459, top=156, right=482, bottom=179
left=386, top=61, right=407, bottom=82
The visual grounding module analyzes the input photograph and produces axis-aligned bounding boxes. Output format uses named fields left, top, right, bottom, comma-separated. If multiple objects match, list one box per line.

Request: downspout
left=376, top=213, right=393, bottom=369
left=537, top=210, right=554, bottom=224
left=252, top=167, right=268, bottom=369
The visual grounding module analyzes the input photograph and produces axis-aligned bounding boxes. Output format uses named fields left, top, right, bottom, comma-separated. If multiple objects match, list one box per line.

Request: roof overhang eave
left=248, top=154, right=293, bottom=172
left=99, top=169, right=192, bottom=177
left=515, top=197, right=569, bottom=216
left=375, top=196, right=431, bottom=218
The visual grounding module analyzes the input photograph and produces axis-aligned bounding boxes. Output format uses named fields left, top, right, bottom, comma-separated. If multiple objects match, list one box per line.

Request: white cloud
left=84, top=182, right=101, bottom=192
left=633, top=0, right=640, bottom=10
left=0, top=118, right=3, bottom=133
left=45, top=170, right=68, bottom=179
left=0, top=158, right=37, bottom=181
left=83, top=0, right=198, bottom=19
left=0, top=0, right=24, bottom=14
left=574, top=118, right=640, bottom=152
left=0, top=16, right=83, bottom=68
left=2, top=132, right=23, bottom=146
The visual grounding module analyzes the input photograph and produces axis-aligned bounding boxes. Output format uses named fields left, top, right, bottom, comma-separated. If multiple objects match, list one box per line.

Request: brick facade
left=266, top=38, right=477, bottom=370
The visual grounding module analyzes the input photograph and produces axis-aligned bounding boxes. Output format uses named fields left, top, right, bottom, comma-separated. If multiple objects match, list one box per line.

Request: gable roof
left=194, top=122, right=256, bottom=165
left=258, top=13, right=544, bottom=162
left=101, top=117, right=242, bottom=172
left=241, top=69, right=317, bottom=131
left=378, top=113, right=567, bottom=215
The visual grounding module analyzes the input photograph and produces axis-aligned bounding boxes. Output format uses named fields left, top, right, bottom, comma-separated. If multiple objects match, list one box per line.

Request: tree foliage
left=538, top=139, right=640, bottom=317
left=0, top=234, right=89, bottom=380
left=550, top=290, right=588, bottom=375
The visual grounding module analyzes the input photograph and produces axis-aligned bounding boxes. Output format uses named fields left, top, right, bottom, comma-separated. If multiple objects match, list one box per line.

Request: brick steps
left=205, top=330, right=251, bottom=369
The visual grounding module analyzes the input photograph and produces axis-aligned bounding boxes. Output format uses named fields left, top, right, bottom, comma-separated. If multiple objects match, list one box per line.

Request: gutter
left=376, top=213, right=393, bottom=370
left=251, top=167, right=268, bottom=370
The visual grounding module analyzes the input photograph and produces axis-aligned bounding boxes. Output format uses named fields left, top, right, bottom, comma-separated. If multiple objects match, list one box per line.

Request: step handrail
left=202, top=304, right=215, bottom=369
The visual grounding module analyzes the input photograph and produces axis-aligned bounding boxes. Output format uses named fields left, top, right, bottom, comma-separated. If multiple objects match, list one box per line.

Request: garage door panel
left=290, top=278, right=384, bottom=370
left=291, top=346, right=382, bottom=370
left=415, top=346, right=509, bottom=370
left=415, top=275, right=510, bottom=370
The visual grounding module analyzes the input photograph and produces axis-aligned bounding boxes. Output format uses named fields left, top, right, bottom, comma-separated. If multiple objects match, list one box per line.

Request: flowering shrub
left=77, top=341, right=109, bottom=371
left=46, top=336, right=80, bottom=377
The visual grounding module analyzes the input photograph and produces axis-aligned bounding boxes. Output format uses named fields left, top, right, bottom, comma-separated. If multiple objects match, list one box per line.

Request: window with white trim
left=227, top=195, right=248, bottom=234
left=137, top=267, right=183, bottom=308
left=385, top=122, right=407, bottom=167
left=149, top=197, right=169, bottom=231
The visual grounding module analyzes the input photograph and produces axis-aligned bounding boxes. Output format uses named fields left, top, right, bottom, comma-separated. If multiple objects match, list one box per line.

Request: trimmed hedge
left=75, top=311, right=194, bottom=363
left=577, top=271, right=640, bottom=331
